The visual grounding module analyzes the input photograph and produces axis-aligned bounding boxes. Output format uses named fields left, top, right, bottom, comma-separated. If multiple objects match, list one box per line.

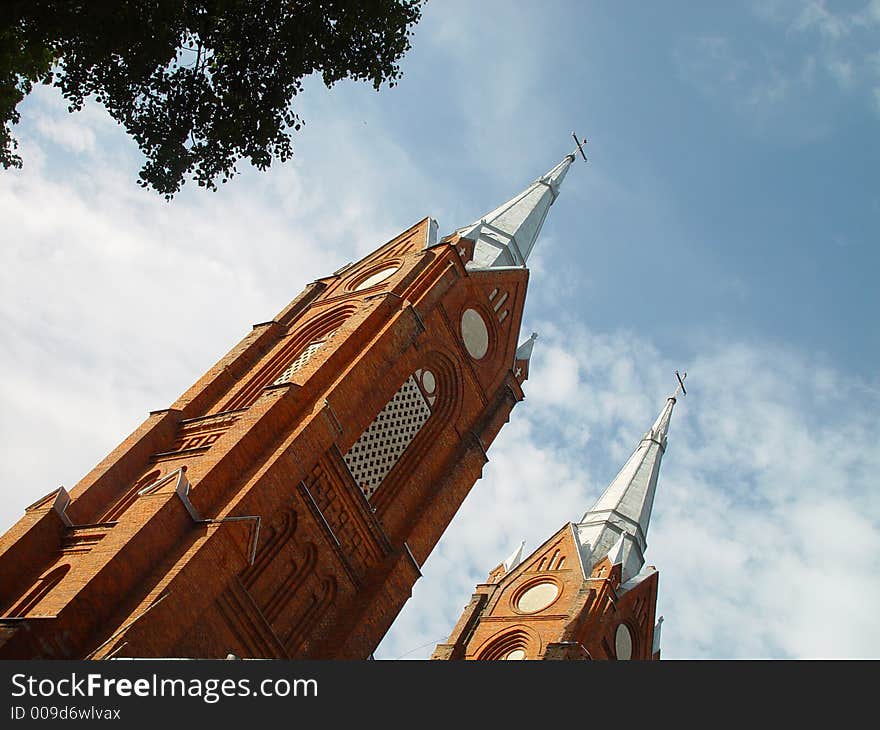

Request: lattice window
left=342, top=371, right=435, bottom=500
left=273, top=333, right=335, bottom=386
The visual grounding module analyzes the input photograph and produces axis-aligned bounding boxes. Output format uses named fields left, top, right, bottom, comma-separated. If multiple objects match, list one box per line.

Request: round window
left=615, top=623, right=633, bottom=660
left=460, top=308, right=489, bottom=359
left=354, top=266, right=398, bottom=291
left=504, top=649, right=526, bottom=660
left=516, top=582, right=559, bottom=613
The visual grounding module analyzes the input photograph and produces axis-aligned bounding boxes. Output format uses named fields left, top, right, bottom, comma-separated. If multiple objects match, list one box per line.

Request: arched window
left=222, top=305, right=355, bottom=412
left=272, top=331, right=336, bottom=385
left=7, top=564, right=70, bottom=617
left=478, top=629, right=531, bottom=660
left=342, top=368, right=438, bottom=500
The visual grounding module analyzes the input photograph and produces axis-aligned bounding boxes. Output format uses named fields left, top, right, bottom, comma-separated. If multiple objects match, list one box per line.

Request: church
left=0, top=142, right=677, bottom=660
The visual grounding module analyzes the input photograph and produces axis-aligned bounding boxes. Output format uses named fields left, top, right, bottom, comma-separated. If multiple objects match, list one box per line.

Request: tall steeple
left=0, top=138, right=584, bottom=659
left=456, top=154, right=576, bottom=269
left=433, top=379, right=683, bottom=662
left=575, top=390, right=679, bottom=583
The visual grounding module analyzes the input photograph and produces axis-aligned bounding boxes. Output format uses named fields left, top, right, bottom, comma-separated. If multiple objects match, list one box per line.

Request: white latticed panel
left=273, top=335, right=333, bottom=385
left=343, top=375, right=432, bottom=499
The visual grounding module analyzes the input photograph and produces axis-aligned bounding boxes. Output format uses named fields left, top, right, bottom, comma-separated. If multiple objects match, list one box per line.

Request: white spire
left=515, top=332, right=538, bottom=361
left=574, top=388, right=681, bottom=583
left=456, top=153, right=576, bottom=269
left=502, top=540, right=526, bottom=572
left=606, top=531, right=627, bottom=567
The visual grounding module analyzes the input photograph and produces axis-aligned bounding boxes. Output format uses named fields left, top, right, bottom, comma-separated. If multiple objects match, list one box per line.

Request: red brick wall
left=0, top=218, right=535, bottom=659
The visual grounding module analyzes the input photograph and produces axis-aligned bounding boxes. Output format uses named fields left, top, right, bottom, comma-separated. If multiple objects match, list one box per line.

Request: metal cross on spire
left=571, top=132, right=588, bottom=162
left=455, top=140, right=580, bottom=268
left=673, top=370, right=687, bottom=398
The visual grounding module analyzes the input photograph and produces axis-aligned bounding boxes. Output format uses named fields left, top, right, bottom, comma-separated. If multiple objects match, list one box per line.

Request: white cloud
left=827, top=57, right=855, bottom=87
left=0, top=84, right=445, bottom=536
left=31, top=111, right=96, bottom=155
left=414, top=0, right=570, bottom=186
left=793, top=1, right=851, bottom=39
left=678, top=2, right=880, bottom=131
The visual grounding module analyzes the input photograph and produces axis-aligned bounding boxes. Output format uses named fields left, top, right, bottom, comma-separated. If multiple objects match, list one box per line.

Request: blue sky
left=1, top=1, right=878, bottom=658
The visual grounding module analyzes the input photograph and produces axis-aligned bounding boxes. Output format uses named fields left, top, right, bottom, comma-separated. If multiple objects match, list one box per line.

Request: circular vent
left=460, top=308, right=489, bottom=359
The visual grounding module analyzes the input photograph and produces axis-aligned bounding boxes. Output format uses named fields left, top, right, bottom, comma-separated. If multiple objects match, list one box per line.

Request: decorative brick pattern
left=306, top=465, right=371, bottom=577
left=165, top=413, right=242, bottom=455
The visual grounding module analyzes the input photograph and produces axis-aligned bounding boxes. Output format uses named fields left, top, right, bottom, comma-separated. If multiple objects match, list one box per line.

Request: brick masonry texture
left=432, top=525, right=661, bottom=661
left=0, top=218, right=535, bottom=659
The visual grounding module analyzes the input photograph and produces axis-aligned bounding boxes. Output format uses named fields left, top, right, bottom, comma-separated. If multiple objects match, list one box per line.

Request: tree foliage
left=1, top=1, right=423, bottom=198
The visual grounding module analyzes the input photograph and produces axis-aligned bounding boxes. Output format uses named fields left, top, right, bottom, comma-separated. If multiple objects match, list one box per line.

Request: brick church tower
left=0, top=151, right=579, bottom=659
left=432, top=385, right=682, bottom=660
